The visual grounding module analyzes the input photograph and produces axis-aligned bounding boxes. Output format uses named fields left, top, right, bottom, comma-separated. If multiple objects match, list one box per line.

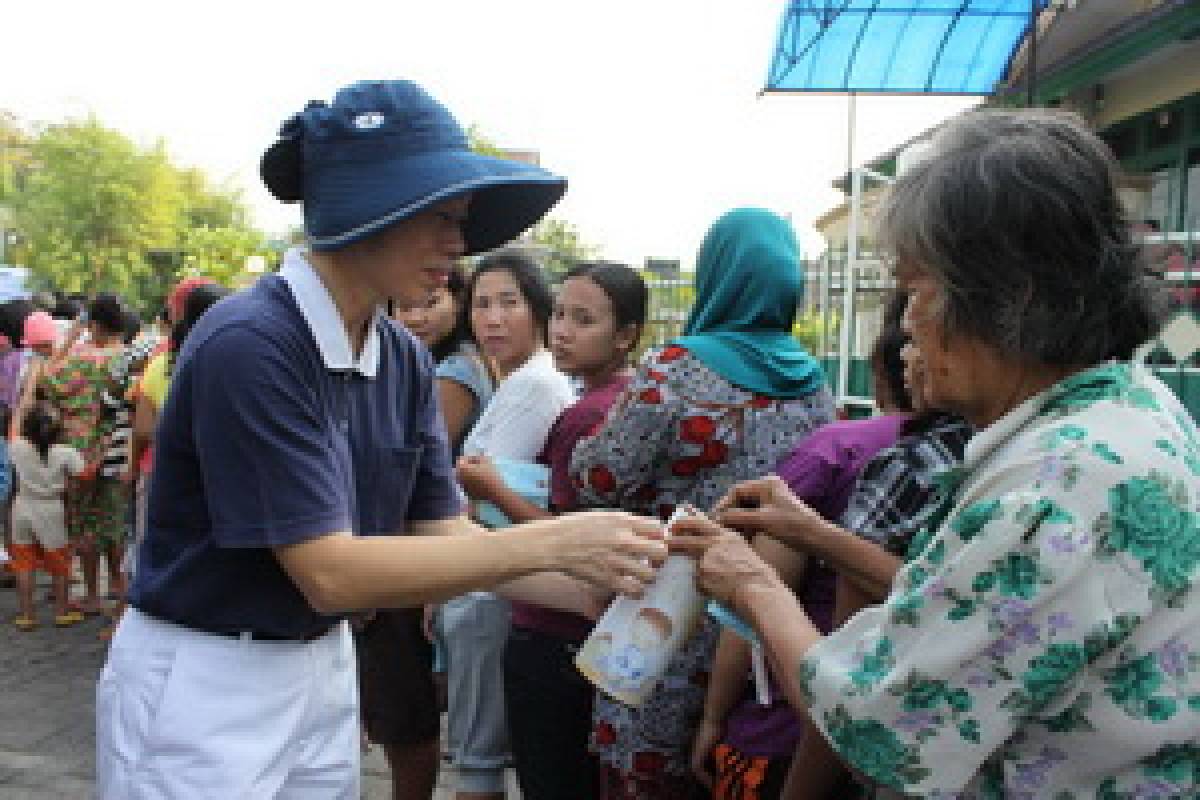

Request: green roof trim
left=1028, top=5, right=1200, bottom=106
left=833, top=156, right=897, bottom=194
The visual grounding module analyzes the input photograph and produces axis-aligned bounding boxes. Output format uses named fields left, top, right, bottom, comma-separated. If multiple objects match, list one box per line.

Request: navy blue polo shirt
left=129, top=251, right=463, bottom=639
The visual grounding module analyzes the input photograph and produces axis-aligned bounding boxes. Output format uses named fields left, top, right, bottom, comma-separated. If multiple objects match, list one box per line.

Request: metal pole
left=834, top=92, right=857, bottom=401
left=1027, top=0, right=1038, bottom=107
left=846, top=93, right=856, bottom=182
left=820, top=249, right=832, bottom=357
left=840, top=167, right=862, bottom=407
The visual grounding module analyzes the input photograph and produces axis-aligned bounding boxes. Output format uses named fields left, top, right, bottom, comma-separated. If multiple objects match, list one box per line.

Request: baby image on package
left=575, top=507, right=705, bottom=707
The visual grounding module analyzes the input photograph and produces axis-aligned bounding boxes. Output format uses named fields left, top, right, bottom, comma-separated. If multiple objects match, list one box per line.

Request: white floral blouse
left=801, top=363, right=1200, bottom=799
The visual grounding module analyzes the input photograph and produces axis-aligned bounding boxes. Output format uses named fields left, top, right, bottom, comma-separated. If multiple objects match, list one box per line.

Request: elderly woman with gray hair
left=671, top=109, right=1199, bottom=799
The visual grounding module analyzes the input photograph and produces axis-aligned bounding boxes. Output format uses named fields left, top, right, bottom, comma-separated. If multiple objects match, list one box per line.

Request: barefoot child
left=9, top=406, right=86, bottom=630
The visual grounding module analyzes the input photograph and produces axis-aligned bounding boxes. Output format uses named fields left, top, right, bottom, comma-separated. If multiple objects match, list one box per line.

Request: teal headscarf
left=671, top=208, right=825, bottom=399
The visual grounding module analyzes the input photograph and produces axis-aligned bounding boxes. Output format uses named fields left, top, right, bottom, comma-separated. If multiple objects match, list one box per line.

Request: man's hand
left=549, top=511, right=667, bottom=598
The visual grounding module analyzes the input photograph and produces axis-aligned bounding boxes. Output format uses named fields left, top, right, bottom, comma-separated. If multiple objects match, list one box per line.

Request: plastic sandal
left=54, top=611, right=85, bottom=627
left=13, top=616, right=38, bottom=632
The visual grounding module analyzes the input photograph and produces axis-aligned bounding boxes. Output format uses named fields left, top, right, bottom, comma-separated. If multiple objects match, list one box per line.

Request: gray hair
left=876, top=109, right=1166, bottom=365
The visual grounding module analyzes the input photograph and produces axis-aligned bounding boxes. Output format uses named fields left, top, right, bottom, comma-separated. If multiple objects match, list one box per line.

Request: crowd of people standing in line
left=21, top=76, right=1184, bottom=800
left=0, top=284, right=225, bottom=635
left=333, top=107, right=1195, bottom=800
left=385, top=206, right=979, bottom=800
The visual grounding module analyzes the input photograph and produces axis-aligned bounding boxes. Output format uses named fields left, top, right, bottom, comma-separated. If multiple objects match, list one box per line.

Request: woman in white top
left=444, top=251, right=574, bottom=800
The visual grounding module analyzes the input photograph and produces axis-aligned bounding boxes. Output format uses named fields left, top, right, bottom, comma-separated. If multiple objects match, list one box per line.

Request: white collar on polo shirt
left=279, top=247, right=381, bottom=378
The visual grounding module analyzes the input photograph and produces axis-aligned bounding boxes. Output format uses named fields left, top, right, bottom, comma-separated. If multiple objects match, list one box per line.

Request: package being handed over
left=575, top=506, right=705, bottom=707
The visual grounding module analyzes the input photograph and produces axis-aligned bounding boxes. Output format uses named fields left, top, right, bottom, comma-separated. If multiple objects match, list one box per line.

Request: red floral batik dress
left=569, top=345, right=835, bottom=796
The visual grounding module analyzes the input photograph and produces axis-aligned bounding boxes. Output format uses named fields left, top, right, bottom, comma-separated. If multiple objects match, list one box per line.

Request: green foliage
left=467, top=125, right=506, bottom=158
left=529, top=217, right=598, bottom=282
left=0, top=111, right=34, bottom=207
left=3, top=114, right=269, bottom=312
left=178, top=225, right=268, bottom=287
left=9, top=118, right=181, bottom=301
left=793, top=309, right=826, bottom=354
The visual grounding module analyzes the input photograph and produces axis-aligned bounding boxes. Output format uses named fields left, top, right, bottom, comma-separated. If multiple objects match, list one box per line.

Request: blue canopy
left=766, top=1, right=1048, bottom=95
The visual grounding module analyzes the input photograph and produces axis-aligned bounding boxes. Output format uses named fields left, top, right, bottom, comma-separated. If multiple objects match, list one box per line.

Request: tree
left=0, top=111, right=35, bottom=206
left=177, top=167, right=250, bottom=230
left=528, top=217, right=598, bottom=282
left=178, top=224, right=267, bottom=286
left=467, top=125, right=506, bottom=158
left=6, top=115, right=270, bottom=311
left=9, top=118, right=181, bottom=303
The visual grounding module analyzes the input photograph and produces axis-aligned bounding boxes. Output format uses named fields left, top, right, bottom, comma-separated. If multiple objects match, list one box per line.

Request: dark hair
left=22, top=406, right=61, bottom=462
left=88, top=293, right=126, bottom=336
left=30, top=292, right=55, bottom=314
left=429, top=265, right=472, bottom=363
left=465, top=250, right=554, bottom=345
left=869, top=291, right=912, bottom=412
left=121, top=308, right=142, bottom=345
left=0, top=299, right=33, bottom=347
left=876, top=109, right=1166, bottom=365
left=51, top=295, right=82, bottom=322
left=563, top=261, right=649, bottom=354
left=169, top=284, right=229, bottom=370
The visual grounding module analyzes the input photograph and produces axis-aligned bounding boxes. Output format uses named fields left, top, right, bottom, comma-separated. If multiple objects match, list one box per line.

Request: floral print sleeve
left=801, top=364, right=1200, bottom=799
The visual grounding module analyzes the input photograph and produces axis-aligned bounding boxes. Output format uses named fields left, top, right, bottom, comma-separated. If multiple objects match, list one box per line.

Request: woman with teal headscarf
left=570, top=208, right=835, bottom=798
left=676, top=207, right=826, bottom=399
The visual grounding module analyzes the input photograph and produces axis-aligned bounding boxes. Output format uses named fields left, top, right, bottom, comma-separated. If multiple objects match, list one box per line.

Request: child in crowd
left=9, top=406, right=86, bottom=631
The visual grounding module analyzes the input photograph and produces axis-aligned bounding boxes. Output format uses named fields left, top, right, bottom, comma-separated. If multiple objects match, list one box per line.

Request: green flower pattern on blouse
left=801, top=364, right=1200, bottom=797
left=1101, top=474, right=1200, bottom=605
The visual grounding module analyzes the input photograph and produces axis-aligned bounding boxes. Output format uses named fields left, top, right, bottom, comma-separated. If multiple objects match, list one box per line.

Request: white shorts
left=11, top=494, right=68, bottom=551
left=96, top=608, right=359, bottom=799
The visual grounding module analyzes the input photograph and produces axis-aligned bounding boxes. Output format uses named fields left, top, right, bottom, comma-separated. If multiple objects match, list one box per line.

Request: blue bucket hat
left=261, top=80, right=567, bottom=253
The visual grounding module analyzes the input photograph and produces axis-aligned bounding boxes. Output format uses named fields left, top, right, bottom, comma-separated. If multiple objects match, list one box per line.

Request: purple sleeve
left=774, top=434, right=842, bottom=521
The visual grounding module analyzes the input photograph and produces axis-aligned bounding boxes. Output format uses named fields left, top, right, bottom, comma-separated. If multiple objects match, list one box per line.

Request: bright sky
left=2, top=1, right=978, bottom=267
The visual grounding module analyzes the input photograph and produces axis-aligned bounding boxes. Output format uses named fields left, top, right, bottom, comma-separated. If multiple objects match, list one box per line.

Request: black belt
left=206, top=626, right=334, bottom=643
left=140, top=610, right=334, bottom=643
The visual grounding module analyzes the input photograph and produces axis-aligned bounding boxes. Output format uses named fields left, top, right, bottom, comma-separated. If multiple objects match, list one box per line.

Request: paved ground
left=0, top=572, right=518, bottom=799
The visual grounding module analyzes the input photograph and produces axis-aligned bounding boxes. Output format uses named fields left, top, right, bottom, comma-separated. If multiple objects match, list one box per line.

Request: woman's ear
left=614, top=324, right=640, bottom=359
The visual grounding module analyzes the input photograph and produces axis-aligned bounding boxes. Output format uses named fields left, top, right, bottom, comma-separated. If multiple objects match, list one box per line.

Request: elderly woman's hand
left=712, top=475, right=827, bottom=554
left=551, top=511, right=668, bottom=598
left=668, top=513, right=785, bottom=613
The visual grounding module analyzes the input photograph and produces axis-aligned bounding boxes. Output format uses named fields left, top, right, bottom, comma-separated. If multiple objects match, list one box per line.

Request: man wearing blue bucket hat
left=95, top=80, right=665, bottom=799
